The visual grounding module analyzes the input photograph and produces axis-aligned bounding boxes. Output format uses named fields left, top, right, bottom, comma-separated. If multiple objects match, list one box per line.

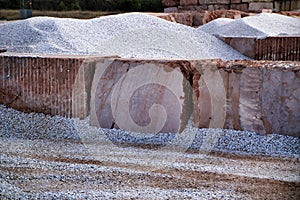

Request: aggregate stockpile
left=0, top=13, right=247, bottom=60
left=198, top=13, right=300, bottom=38
left=198, top=13, right=300, bottom=60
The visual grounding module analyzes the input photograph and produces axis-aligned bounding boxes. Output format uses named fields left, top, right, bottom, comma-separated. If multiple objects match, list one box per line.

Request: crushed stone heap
left=0, top=13, right=248, bottom=60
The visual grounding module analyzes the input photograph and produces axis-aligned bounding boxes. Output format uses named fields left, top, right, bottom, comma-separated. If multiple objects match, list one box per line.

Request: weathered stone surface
left=90, top=59, right=193, bottom=134
left=202, top=10, right=248, bottom=24
left=199, top=0, right=229, bottom=4
left=1, top=55, right=299, bottom=137
left=180, top=0, right=198, bottom=6
left=155, top=12, right=194, bottom=26
left=242, top=0, right=272, bottom=2
left=192, top=60, right=300, bottom=137
left=164, top=7, right=179, bottom=13
left=213, top=4, right=230, bottom=10
left=261, top=66, right=300, bottom=135
left=222, top=36, right=300, bottom=61
left=178, top=5, right=207, bottom=11
left=230, top=3, right=249, bottom=12
left=162, top=0, right=179, bottom=7
left=172, top=12, right=194, bottom=26
left=222, top=37, right=256, bottom=58
left=192, top=60, right=227, bottom=129
left=249, top=2, right=273, bottom=12
left=275, top=1, right=300, bottom=12
left=231, top=0, right=241, bottom=3
left=193, top=12, right=205, bottom=26
left=0, top=55, right=98, bottom=119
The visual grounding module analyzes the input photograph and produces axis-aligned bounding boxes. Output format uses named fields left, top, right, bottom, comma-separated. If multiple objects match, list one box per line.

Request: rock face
left=1, top=55, right=299, bottom=136
left=192, top=60, right=300, bottom=136
left=90, top=59, right=193, bottom=134
left=0, top=55, right=96, bottom=119
left=221, top=37, right=300, bottom=61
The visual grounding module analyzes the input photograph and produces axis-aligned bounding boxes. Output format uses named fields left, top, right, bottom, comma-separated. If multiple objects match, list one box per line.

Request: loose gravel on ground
left=0, top=105, right=299, bottom=199
left=1, top=104, right=299, bottom=158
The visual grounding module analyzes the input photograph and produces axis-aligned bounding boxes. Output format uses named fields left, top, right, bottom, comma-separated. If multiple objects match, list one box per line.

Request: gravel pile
left=1, top=104, right=299, bottom=158
left=198, top=13, right=300, bottom=38
left=0, top=13, right=248, bottom=60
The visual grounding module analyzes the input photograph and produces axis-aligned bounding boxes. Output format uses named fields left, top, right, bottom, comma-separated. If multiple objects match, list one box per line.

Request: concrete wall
left=1, top=55, right=299, bottom=136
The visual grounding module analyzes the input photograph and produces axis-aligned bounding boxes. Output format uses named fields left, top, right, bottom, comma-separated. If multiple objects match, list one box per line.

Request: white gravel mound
left=198, top=13, right=300, bottom=38
left=197, top=18, right=234, bottom=34
left=0, top=13, right=248, bottom=60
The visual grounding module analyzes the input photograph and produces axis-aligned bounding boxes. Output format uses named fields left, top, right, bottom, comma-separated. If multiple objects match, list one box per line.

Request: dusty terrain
left=1, top=135, right=299, bottom=199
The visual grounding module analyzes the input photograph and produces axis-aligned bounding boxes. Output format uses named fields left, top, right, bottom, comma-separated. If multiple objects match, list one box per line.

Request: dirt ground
left=0, top=136, right=299, bottom=199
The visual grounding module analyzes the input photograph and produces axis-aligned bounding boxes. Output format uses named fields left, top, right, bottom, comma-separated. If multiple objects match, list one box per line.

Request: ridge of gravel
left=0, top=13, right=248, bottom=60
left=198, top=13, right=300, bottom=38
left=1, top=104, right=299, bottom=159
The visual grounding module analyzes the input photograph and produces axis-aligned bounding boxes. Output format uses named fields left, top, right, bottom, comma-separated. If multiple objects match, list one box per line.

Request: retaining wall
left=1, top=55, right=299, bottom=136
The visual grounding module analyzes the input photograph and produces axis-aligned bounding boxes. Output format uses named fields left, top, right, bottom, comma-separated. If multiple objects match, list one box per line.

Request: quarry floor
left=1, top=136, right=299, bottom=199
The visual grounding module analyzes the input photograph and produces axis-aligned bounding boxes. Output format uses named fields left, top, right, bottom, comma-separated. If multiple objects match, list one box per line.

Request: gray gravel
left=1, top=104, right=299, bottom=158
left=1, top=104, right=299, bottom=199
left=198, top=13, right=300, bottom=38
left=0, top=13, right=248, bottom=60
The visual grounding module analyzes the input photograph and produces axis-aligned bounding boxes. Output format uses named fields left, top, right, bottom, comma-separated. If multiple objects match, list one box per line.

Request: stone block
left=213, top=4, right=230, bottom=10
left=261, top=67, right=300, bottom=135
left=178, top=5, right=207, bottom=11
left=230, top=3, right=249, bottom=12
left=208, top=5, right=214, bottom=11
left=180, top=0, right=198, bottom=6
left=222, top=37, right=256, bottom=59
left=199, top=0, right=229, bottom=4
left=249, top=2, right=273, bottom=12
left=172, top=12, right=194, bottom=26
left=164, top=7, right=178, bottom=13
left=162, top=0, right=180, bottom=7
left=0, top=54, right=95, bottom=119
left=192, top=60, right=300, bottom=137
left=90, top=59, right=193, bottom=134
left=230, top=0, right=241, bottom=3
left=243, top=0, right=272, bottom=2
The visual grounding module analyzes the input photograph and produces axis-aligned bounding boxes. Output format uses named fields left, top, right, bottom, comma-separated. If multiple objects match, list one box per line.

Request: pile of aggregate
left=0, top=104, right=299, bottom=158
left=0, top=13, right=248, bottom=60
left=198, top=13, right=300, bottom=38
